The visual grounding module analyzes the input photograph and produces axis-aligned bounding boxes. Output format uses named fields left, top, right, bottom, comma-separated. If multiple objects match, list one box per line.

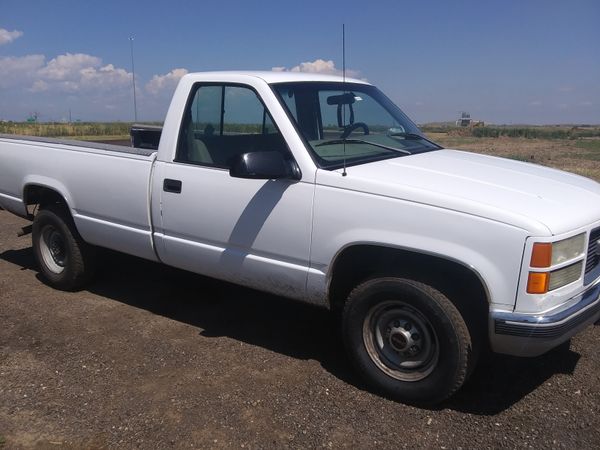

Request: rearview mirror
left=229, top=151, right=300, bottom=180
left=327, top=93, right=356, bottom=127
left=326, top=93, right=356, bottom=105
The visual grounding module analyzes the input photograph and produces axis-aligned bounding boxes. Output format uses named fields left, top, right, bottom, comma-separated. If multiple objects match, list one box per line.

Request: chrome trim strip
left=493, top=280, right=600, bottom=328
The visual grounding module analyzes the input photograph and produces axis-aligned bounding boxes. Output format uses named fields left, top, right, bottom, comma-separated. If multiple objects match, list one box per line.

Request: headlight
left=527, top=233, right=586, bottom=294
left=548, top=261, right=584, bottom=291
left=551, top=234, right=586, bottom=265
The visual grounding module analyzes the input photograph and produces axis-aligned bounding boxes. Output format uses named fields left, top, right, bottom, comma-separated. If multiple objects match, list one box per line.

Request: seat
left=186, top=124, right=212, bottom=164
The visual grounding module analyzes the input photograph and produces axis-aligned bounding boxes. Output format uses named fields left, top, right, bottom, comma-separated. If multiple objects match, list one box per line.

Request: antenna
left=129, top=36, right=138, bottom=123
left=343, top=24, right=346, bottom=84
left=342, top=24, right=347, bottom=177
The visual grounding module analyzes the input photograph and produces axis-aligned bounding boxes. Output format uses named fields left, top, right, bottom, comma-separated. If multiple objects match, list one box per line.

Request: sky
left=1, top=0, right=599, bottom=124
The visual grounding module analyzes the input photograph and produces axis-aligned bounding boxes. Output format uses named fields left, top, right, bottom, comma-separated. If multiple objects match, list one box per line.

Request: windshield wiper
left=388, top=132, right=427, bottom=139
left=388, top=132, right=441, bottom=147
left=315, top=139, right=412, bottom=155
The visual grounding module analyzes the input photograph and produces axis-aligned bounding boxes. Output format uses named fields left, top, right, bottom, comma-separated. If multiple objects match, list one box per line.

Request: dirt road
left=1, top=210, right=599, bottom=449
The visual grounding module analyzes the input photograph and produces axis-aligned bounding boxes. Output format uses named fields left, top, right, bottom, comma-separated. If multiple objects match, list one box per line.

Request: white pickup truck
left=1, top=72, right=600, bottom=404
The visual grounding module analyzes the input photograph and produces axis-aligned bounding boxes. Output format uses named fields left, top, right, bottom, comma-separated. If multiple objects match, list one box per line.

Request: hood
left=323, top=149, right=600, bottom=235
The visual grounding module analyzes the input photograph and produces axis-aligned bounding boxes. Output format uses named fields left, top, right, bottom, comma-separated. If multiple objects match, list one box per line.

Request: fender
left=23, top=175, right=76, bottom=215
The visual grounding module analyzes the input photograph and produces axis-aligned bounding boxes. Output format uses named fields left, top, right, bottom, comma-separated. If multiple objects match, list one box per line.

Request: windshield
left=272, top=82, right=441, bottom=169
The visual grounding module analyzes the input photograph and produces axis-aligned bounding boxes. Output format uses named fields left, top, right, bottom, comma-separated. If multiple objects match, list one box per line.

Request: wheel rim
left=39, top=225, right=66, bottom=274
left=363, top=300, right=439, bottom=382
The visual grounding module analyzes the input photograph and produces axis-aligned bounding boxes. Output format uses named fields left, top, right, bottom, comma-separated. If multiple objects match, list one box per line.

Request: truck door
left=154, top=83, right=313, bottom=300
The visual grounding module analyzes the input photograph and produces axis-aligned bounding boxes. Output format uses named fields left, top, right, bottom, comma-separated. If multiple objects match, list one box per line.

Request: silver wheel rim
left=363, top=300, right=439, bottom=382
left=39, top=225, right=66, bottom=274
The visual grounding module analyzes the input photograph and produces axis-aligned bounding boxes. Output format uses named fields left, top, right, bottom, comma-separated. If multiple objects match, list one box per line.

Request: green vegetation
left=575, top=139, right=600, bottom=151
left=0, top=122, right=158, bottom=139
left=3, top=122, right=598, bottom=142
left=572, top=139, right=600, bottom=161
left=471, top=127, right=600, bottom=139
left=421, top=124, right=600, bottom=140
left=0, top=121, right=272, bottom=139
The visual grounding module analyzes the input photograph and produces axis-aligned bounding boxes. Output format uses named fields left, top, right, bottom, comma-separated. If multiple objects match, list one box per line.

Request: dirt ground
left=1, top=208, right=600, bottom=449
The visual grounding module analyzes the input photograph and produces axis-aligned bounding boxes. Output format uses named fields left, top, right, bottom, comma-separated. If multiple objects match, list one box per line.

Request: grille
left=585, top=227, right=600, bottom=276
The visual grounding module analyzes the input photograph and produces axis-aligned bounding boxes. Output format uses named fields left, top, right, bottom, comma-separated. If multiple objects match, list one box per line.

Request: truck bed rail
left=0, top=134, right=156, bottom=157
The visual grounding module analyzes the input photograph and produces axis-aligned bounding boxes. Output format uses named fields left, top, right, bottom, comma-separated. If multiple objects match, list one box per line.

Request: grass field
left=0, top=122, right=135, bottom=140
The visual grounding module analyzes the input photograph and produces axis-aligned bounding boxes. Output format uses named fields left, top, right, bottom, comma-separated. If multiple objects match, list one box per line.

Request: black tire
left=342, top=277, right=473, bottom=405
left=32, top=204, right=96, bottom=291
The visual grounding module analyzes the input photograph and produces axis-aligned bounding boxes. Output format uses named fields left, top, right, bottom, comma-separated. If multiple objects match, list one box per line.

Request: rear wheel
left=32, top=205, right=95, bottom=290
left=342, top=277, right=473, bottom=404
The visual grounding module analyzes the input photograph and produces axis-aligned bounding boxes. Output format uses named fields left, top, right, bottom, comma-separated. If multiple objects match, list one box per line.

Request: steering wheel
left=341, top=122, right=369, bottom=139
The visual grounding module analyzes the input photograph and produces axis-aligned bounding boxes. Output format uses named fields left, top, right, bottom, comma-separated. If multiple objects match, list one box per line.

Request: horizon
left=2, top=119, right=600, bottom=128
left=1, top=0, right=599, bottom=125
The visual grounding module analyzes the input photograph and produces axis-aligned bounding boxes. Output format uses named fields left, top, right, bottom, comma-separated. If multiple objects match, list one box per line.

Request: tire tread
left=342, top=277, right=473, bottom=404
left=32, top=204, right=95, bottom=291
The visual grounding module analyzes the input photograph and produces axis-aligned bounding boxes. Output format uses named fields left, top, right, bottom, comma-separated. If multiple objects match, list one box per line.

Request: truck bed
left=0, top=134, right=158, bottom=262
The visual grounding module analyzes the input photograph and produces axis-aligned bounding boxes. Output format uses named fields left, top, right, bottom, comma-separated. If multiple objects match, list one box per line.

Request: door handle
left=163, top=178, right=182, bottom=193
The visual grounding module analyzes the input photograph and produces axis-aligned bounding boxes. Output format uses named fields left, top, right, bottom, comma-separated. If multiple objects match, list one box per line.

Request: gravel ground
left=0, top=210, right=599, bottom=449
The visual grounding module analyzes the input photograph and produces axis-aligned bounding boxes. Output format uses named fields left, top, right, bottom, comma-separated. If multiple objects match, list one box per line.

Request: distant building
left=456, top=111, right=484, bottom=127
left=456, top=111, right=471, bottom=127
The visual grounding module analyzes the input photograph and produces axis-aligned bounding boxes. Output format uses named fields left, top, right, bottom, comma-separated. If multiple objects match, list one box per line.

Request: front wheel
left=32, top=205, right=96, bottom=291
left=342, top=278, right=473, bottom=404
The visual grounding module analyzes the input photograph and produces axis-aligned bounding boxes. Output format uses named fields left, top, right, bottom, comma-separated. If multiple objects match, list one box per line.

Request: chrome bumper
left=490, top=282, right=600, bottom=357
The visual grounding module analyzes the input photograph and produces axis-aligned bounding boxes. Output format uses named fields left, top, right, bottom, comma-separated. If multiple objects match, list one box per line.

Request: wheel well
left=24, top=185, right=70, bottom=216
left=328, top=245, right=489, bottom=336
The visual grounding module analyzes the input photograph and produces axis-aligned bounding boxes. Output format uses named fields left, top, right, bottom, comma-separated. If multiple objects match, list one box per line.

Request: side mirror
left=229, top=151, right=300, bottom=180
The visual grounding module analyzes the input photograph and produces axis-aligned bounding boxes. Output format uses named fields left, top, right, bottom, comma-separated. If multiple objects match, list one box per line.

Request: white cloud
left=0, top=52, right=132, bottom=94
left=145, top=68, right=188, bottom=95
left=0, top=54, right=45, bottom=88
left=291, top=59, right=338, bottom=74
left=29, top=80, right=49, bottom=93
left=0, top=28, right=23, bottom=45
left=38, top=53, right=102, bottom=81
left=28, top=53, right=132, bottom=94
left=79, top=64, right=131, bottom=89
left=0, top=49, right=191, bottom=120
left=272, top=59, right=360, bottom=78
left=0, top=51, right=137, bottom=120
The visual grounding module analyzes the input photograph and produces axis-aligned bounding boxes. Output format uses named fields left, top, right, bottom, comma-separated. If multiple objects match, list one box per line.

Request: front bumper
left=490, top=281, right=600, bottom=357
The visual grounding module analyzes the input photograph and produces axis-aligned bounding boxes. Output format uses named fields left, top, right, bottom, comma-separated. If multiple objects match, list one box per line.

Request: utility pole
left=129, top=36, right=138, bottom=122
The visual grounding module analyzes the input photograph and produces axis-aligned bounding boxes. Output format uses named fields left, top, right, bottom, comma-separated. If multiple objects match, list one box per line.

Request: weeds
left=0, top=122, right=157, bottom=138
left=421, top=125, right=600, bottom=140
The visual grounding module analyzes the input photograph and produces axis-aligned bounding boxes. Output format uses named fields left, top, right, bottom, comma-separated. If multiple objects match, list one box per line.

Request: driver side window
left=177, top=84, right=288, bottom=169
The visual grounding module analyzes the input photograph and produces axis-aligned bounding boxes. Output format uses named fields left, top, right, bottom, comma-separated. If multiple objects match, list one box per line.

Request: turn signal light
left=527, top=272, right=549, bottom=294
left=530, top=242, right=552, bottom=268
